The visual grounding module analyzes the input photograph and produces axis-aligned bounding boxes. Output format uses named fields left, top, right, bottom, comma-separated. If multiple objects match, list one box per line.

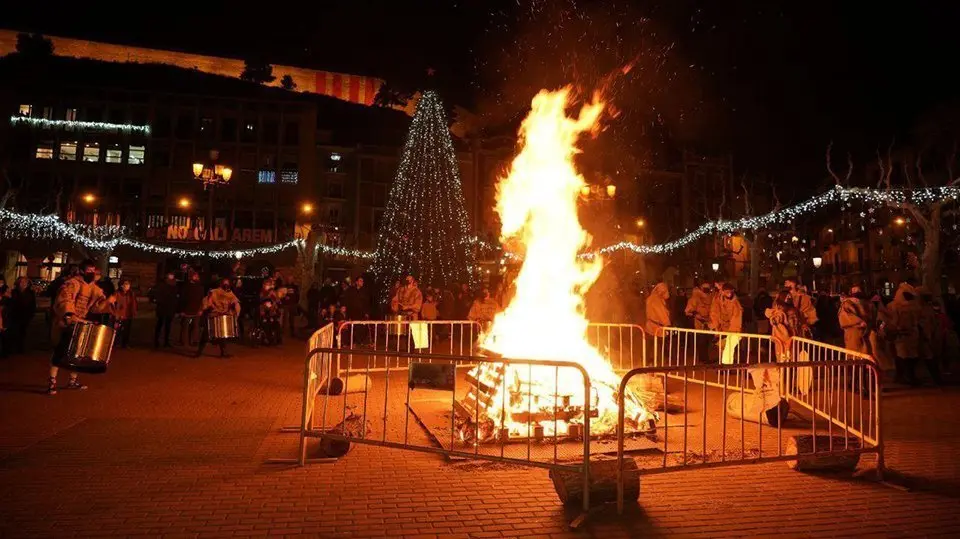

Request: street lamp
left=605, top=184, right=617, bottom=198
left=711, top=262, right=720, bottom=272
left=178, top=197, right=191, bottom=209
left=82, top=193, right=96, bottom=204
left=635, top=218, right=645, bottom=228
left=812, top=256, right=823, bottom=269
left=191, top=150, right=232, bottom=244
left=894, top=216, right=906, bottom=226
left=301, top=202, right=314, bottom=215
left=192, top=150, right=233, bottom=190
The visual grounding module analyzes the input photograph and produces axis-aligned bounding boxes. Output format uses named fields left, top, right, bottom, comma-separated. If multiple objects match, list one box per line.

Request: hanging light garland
left=2, top=186, right=956, bottom=261
left=586, top=185, right=960, bottom=258
left=9, top=115, right=152, bottom=135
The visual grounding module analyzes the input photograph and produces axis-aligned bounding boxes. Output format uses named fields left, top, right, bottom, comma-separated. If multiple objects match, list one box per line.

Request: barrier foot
left=854, top=466, right=910, bottom=492
left=280, top=426, right=302, bottom=433
left=569, top=511, right=590, bottom=530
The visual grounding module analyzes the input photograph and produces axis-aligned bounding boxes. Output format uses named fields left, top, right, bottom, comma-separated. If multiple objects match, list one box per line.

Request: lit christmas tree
left=371, top=90, right=477, bottom=289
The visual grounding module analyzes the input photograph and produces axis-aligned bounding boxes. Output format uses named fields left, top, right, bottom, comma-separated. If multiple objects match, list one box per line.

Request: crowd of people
left=643, top=276, right=959, bottom=386
left=4, top=259, right=957, bottom=393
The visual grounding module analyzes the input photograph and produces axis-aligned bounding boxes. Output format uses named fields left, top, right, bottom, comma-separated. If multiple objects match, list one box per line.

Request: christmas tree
left=371, top=90, right=477, bottom=290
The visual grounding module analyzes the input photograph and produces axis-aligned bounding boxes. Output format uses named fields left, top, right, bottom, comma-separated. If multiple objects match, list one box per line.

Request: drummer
left=47, top=259, right=114, bottom=395
left=195, top=278, right=241, bottom=358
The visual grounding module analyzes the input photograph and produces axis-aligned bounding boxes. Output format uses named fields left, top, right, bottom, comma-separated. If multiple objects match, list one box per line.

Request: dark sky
left=4, top=1, right=958, bottom=181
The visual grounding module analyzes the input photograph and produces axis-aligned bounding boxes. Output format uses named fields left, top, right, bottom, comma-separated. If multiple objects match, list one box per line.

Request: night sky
left=4, top=0, right=958, bottom=184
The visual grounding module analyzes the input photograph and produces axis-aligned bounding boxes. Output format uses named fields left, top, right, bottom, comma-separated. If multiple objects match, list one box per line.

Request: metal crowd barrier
left=335, top=320, right=482, bottom=374
left=585, top=323, right=648, bottom=372
left=655, top=327, right=774, bottom=389
left=307, top=347, right=596, bottom=513
left=268, top=322, right=337, bottom=465
left=615, top=359, right=883, bottom=514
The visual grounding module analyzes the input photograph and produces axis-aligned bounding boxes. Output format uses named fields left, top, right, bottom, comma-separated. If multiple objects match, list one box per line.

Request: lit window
left=83, top=143, right=100, bottom=163
left=128, top=145, right=145, bottom=164
left=257, top=169, right=276, bottom=184
left=59, top=141, right=78, bottom=160
left=19, top=104, right=32, bottom=116
left=65, top=108, right=77, bottom=121
left=280, top=169, right=298, bottom=184
left=328, top=152, right=342, bottom=173
left=106, top=145, right=123, bottom=164
left=35, top=144, right=54, bottom=159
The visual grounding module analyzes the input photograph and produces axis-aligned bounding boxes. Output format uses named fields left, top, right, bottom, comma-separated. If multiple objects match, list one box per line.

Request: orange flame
left=479, top=87, right=651, bottom=437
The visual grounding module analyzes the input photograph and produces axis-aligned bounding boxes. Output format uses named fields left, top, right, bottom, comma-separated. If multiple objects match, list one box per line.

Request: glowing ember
left=472, top=87, right=654, bottom=439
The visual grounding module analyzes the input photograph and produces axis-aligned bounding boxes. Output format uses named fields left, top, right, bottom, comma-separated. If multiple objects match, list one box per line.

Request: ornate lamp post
left=192, top=150, right=232, bottom=243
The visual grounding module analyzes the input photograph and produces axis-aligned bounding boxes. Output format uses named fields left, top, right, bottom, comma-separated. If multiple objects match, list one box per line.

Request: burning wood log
left=319, top=411, right=369, bottom=457
left=321, top=374, right=373, bottom=396
left=785, top=435, right=862, bottom=472
left=550, top=455, right=639, bottom=507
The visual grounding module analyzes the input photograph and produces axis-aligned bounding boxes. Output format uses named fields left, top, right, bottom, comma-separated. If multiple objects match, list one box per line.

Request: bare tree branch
left=826, top=141, right=853, bottom=186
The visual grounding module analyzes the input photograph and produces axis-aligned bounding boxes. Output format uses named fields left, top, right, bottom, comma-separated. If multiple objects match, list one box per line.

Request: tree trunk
left=785, top=435, right=861, bottom=472
left=749, top=234, right=760, bottom=296
left=297, top=225, right=322, bottom=311
left=550, top=455, right=640, bottom=507
left=921, top=205, right=942, bottom=296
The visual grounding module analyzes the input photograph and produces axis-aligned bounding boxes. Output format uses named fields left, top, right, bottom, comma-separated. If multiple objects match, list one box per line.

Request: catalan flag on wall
left=315, top=72, right=381, bottom=106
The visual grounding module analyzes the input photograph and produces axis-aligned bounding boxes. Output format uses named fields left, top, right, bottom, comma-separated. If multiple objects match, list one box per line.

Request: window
left=221, top=118, right=237, bottom=142
left=40, top=251, right=69, bottom=282
left=327, top=205, right=341, bottom=227
left=262, top=120, right=279, bottom=144
left=65, top=108, right=78, bottom=121
left=257, top=169, right=276, bottom=184
left=199, top=117, right=214, bottom=138
left=280, top=169, right=298, bottom=184
left=327, top=178, right=344, bottom=198
left=284, top=122, right=299, bottom=145
left=128, top=145, right=146, bottom=164
left=153, top=147, right=170, bottom=167
left=86, top=107, right=103, bottom=122
left=42, top=106, right=53, bottom=120
left=241, top=119, right=257, bottom=143
left=106, top=145, right=123, bottom=164
left=14, top=253, right=28, bottom=279
left=59, top=141, right=78, bottom=161
left=83, top=143, right=100, bottom=163
left=175, top=113, right=194, bottom=139
left=35, top=143, right=54, bottom=159
left=19, top=104, right=32, bottom=116
left=328, top=152, right=342, bottom=173
left=153, top=113, right=171, bottom=138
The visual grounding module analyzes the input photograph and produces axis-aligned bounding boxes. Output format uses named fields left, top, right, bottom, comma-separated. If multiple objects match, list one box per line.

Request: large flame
left=479, top=87, right=650, bottom=437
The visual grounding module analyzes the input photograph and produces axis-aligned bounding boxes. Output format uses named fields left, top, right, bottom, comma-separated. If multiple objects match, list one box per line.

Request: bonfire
left=461, top=87, right=657, bottom=442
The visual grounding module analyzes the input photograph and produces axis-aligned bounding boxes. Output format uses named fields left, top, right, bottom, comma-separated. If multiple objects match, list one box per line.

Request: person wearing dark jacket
left=306, top=282, right=321, bottom=329
left=6, top=276, right=37, bottom=355
left=178, top=271, right=206, bottom=346
left=150, top=273, right=179, bottom=348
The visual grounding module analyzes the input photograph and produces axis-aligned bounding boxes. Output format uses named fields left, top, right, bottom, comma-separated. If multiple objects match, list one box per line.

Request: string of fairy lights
left=2, top=184, right=957, bottom=263
left=9, top=116, right=152, bottom=135
left=369, top=90, right=478, bottom=287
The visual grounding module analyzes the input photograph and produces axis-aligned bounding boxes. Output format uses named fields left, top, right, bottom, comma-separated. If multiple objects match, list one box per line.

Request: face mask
left=83, top=273, right=96, bottom=283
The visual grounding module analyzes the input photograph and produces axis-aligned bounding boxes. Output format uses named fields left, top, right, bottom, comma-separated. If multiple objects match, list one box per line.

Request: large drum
left=64, top=321, right=116, bottom=374
left=208, top=313, right=239, bottom=340
left=386, top=313, right=411, bottom=336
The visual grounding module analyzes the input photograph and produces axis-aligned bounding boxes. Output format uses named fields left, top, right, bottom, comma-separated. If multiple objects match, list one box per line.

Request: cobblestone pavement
left=1, top=327, right=959, bottom=538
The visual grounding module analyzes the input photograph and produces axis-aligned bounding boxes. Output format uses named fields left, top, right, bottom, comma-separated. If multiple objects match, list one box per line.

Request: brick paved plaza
left=2, top=324, right=960, bottom=538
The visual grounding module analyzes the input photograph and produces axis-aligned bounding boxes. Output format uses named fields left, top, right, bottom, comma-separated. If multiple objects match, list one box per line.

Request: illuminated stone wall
left=0, top=30, right=383, bottom=106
